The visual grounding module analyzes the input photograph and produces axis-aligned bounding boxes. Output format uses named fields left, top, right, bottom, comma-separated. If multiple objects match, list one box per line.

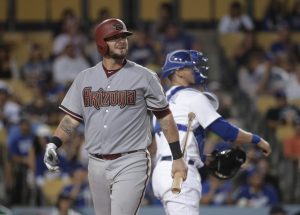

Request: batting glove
left=44, top=143, right=59, bottom=171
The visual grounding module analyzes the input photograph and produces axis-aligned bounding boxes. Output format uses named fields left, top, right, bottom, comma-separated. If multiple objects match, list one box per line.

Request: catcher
left=152, top=49, right=271, bottom=215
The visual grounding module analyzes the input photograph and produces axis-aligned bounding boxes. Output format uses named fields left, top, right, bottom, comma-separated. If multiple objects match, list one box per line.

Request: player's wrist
left=49, top=136, right=63, bottom=148
left=251, top=134, right=261, bottom=145
left=169, top=141, right=183, bottom=160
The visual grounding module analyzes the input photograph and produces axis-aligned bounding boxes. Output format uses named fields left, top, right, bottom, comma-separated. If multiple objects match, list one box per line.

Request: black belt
left=161, top=156, right=195, bottom=165
left=91, top=150, right=139, bottom=160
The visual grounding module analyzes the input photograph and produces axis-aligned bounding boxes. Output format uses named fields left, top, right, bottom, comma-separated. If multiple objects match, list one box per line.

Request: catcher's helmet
left=95, top=18, right=133, bottom=55
left=206, top=147, right=246, bottom=180
left=161, top=50, right=208, bottom=85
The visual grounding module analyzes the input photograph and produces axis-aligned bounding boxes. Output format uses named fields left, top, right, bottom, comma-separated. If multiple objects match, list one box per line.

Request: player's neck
left=102, top=58, right=125, bottom=70
left=171, top=79, right=189, bottom=87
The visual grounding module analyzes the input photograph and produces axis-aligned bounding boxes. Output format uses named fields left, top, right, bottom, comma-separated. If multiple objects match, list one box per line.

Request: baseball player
left=43, top=18, right=188, bottom=215
left=151, top=49, right=272, bottom=215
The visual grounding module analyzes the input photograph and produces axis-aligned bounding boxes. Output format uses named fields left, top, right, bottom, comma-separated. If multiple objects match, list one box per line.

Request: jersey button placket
left=105, top=81, right=111, bottom=121
left=106, top=79, right=111, bottom=90
left=103, top=80, right=111, bottom=140
left=105, top=83, right=110, bottom=118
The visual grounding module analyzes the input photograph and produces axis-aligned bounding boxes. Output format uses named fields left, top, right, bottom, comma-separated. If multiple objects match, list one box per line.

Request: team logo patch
left=113, top=23, right=123, bottom=31
left=83, top=87, right=136, bottom=109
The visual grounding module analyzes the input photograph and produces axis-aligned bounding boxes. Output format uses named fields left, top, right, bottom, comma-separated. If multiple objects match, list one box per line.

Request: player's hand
left=171, top=157, right=188, bottom=181
left=44, top=143, right=60, bottom=171
left=257, top=139, right=272, bottom=156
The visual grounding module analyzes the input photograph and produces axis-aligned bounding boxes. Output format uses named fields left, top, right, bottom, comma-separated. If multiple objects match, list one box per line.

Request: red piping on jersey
left=102, top=59, right=127, bottom=78
left=147, top=104, right=169, bottom=111
left=59, top=105, right=84, bottom=122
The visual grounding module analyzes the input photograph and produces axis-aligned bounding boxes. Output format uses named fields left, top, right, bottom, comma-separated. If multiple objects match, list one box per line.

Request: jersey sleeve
left=59, top=75, right=84, bottom=121
left=145, top=73, right=169, bottom=111
left=188, top=91, right=221, bottom=129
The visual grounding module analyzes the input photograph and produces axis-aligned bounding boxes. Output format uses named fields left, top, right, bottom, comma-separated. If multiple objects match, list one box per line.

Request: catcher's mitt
left=206, top=147, right=246, bottom=180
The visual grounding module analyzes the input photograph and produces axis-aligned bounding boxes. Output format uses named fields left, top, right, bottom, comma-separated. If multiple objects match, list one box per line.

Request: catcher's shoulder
left=180, top=88, right=207, bottom=99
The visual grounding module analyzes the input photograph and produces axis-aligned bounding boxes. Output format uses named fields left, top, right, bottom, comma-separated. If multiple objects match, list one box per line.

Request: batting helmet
left=206, top=147, right=246, bottom=180
left=95, top=18, right=133, bottom=55
left=161, top=50, right=208, bottom=85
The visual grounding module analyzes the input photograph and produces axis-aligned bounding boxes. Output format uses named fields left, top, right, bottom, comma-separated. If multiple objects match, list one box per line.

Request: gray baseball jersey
left=59, top=60, right=168, bottom=154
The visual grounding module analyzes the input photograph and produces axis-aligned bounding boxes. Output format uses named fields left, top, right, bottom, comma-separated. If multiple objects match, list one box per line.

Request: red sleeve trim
left=147, top=104, right=169, bottom=111
left=59, top=105, right=84, bottom=122
left=152, top=108, right=171, bottom=119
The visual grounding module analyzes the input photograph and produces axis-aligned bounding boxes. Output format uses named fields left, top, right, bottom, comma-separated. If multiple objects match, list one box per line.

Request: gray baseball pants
left=88, top=150, right=151, bottom=215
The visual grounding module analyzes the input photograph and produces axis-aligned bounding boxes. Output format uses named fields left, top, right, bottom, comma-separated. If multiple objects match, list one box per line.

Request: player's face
left=178, top=68, right=196, bottom=85
left=106, top=33, right=128, bottom=59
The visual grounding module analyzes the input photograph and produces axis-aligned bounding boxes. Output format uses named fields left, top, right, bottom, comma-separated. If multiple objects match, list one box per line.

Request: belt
left=161, top=156, right=195, bottom=165
left=91, top=150, right=139, bottom=160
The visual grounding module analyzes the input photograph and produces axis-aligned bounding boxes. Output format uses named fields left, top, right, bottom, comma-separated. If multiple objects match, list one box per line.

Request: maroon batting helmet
left=95, top=18, right=133, bottom=55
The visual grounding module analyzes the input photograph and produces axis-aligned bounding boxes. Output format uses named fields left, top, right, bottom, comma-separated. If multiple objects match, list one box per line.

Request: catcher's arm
left=234, top=129, right=271, bottom=156
left=207, top=117, right=271, bottom=156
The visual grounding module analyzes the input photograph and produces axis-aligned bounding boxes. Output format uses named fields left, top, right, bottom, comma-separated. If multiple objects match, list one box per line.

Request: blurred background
left=0, top=0, right=300, bottom=214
